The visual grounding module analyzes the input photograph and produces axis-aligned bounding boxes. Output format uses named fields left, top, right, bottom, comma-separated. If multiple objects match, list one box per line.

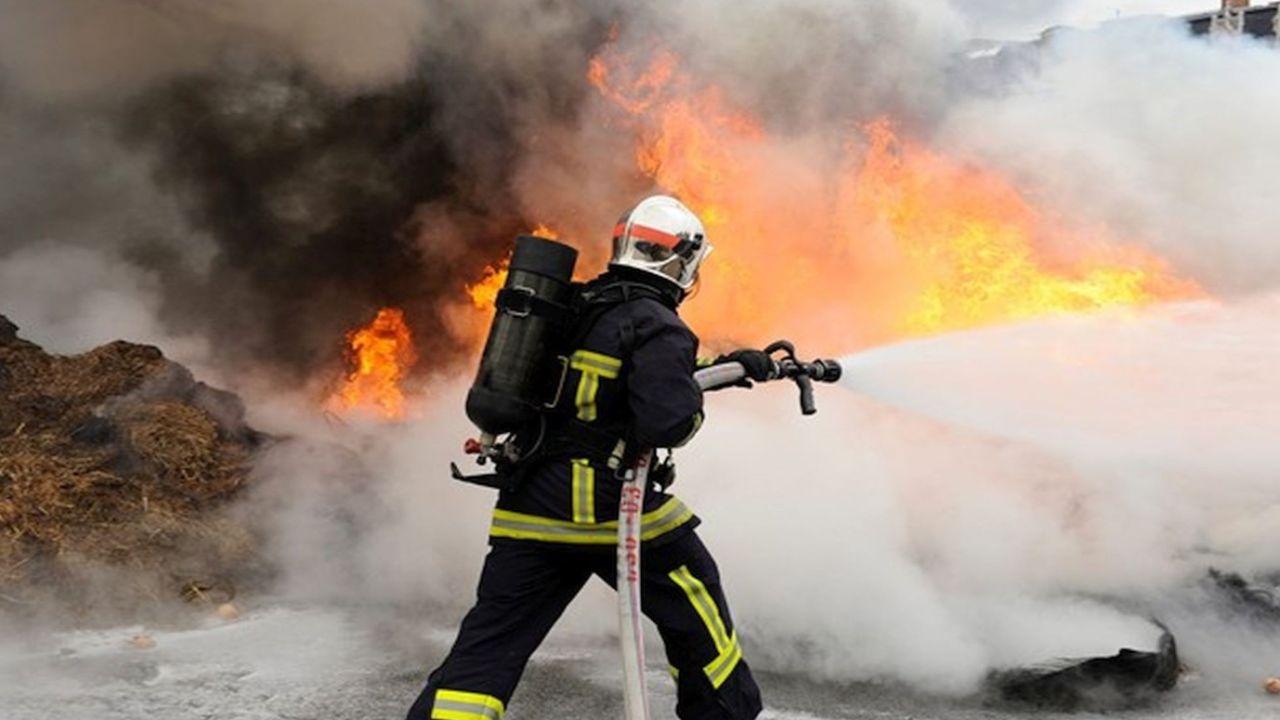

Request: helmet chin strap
left=682, top=272, right=701, bottom=302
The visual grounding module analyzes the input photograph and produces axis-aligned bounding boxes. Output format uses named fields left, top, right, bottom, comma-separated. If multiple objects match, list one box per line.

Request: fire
left=850, top=119, right=1200, bottom=334
left=467, top=258, right=509, bottom=311
left=465, top=225, right=561, bottom=311
left=530, top=223, right=560, bottom=240
left=328, top=308, right=418, bottom=420
left=587, top=47, right=1201, bottom=347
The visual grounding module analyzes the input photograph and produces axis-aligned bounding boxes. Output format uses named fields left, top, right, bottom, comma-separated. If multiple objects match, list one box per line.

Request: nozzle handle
left=797, top=375, right=816, bottom=415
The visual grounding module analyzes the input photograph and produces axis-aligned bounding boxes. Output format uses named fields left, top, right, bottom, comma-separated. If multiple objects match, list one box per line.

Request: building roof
left=1186, top=2, right=1278, bottom=38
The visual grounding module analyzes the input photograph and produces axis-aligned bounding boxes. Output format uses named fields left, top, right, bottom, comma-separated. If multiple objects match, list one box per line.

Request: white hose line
left=617, top=362, right=746, bottom=719
left=617, top=451, right=652, bottom=720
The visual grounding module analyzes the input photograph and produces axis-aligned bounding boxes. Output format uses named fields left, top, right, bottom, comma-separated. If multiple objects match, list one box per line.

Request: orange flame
left=328, top=308, right=418, bottom=420
left=465, top=225, right=562, bottom=311
left=587, top=47, right=1201, bottom=348
left=530, top=223, right=560, bottom=240
left=850, top=119, right=1201, bottom=335
left=467, top=257, right=509, bottom=311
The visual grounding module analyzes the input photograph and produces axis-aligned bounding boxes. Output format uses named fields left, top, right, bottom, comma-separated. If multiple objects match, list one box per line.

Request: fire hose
left=618, top=341, right=840, bottom=720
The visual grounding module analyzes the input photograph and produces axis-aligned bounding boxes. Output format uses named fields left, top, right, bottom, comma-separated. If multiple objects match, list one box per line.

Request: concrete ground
left=3, top=601, right=1278, bottom=720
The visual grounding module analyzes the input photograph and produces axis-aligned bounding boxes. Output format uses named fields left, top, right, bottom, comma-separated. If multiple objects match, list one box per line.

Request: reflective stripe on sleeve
left=490, top=497, right=694, bottom=545
left=571, top=458, right=595, bottom=524
left=673, top=411, right=703, bottom=448
left=570, top=350, right=621, bottom=422
left=432, top=689, right=504, bottom=720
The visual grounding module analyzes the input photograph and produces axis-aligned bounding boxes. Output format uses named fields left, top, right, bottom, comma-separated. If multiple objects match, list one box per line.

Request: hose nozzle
left=810, top=359, right=842, bottom=384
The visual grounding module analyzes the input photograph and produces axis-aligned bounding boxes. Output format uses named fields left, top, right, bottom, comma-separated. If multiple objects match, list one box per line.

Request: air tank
left=465, top=235, right=578, bottom=436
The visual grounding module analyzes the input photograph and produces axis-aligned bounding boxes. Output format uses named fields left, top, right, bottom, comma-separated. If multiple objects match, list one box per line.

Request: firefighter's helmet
left=609, top=195, right=711, bottom=293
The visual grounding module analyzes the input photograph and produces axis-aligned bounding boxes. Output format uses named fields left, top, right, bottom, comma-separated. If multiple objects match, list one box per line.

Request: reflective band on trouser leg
left=490, top=497, right=694, bottom=545
left=432, top=689, right=505, bottom=720
left=669, top=565, right=743, bottom=689
left=569, top=350, right=621, bottom=422
left=571, top=458, right=595, bottom=524
left=703, top=631, right=743, bottom=690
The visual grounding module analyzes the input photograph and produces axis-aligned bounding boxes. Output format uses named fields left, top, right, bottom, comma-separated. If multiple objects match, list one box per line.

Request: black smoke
left=119, top=68, right=486, bottom=379
left=0, top=0, right=625, bottom=383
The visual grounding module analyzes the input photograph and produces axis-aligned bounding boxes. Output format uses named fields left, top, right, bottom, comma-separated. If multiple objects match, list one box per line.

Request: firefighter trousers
left=405, top=530, right=763, bottom=720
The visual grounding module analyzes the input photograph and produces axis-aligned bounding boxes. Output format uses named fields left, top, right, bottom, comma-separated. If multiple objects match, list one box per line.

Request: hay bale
left=0, top=323, right=260, bottom=620
left=120, top=402, right=219, bottom=480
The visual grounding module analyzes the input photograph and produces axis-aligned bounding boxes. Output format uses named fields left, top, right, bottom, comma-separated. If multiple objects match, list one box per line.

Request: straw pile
left=0, top=315, right=262, bottom=617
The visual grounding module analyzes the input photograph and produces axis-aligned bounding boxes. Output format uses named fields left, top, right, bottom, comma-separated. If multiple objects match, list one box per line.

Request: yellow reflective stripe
left=669, top=565, right=731, bottom=652
left=674, top=411, right=703, bottom=448
left=432, top=689, right=504, bottom=720
left=696, top=356, right=716, bottom=367
left=570, top=350, right=622, bottom=376
left=490, top=498, right=694, bottom=544
left=642, top=501, right=694, bottom=540
left=488, top=525, right=614, bottom=544
left=570, top=350, right=621, bottom=422
left=571, top=458, right=595, bottom=524
left=704, top=632, right=743, bottom=689
left=670, top=565, right=744, bottom=687
left=668, top=665, right=680, bottom=680
left=574, top=372, right=600, bottom=421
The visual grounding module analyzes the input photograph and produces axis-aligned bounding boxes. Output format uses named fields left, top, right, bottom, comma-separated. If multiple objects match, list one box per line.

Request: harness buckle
left=497, top=285, right=536, bottom=318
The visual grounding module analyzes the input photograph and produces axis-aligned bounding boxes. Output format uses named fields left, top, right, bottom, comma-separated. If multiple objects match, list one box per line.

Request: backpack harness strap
left=462, top=278, right=671, bottom=492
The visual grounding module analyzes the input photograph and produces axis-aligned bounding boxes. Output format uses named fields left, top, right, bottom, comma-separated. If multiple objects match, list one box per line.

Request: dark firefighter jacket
left=491, top=272, right=704, bottom=548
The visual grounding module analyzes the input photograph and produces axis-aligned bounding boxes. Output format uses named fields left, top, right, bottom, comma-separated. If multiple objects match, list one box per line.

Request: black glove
left=721, top=349, right=773, bottom=382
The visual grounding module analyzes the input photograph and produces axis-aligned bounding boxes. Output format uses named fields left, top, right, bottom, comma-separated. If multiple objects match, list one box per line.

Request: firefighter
left=406, top=195, right=767, bottom=720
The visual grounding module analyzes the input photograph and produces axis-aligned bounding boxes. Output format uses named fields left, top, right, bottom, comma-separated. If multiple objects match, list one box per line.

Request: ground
left=1, top=600, right=1275, bottom=720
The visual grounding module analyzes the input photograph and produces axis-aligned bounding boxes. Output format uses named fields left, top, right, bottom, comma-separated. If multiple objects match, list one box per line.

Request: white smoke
left=941, top=18, right=1280, bottom=295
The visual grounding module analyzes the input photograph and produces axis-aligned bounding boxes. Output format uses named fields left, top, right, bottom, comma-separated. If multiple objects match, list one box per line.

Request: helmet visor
left=610, top=216, right=710, bottom=291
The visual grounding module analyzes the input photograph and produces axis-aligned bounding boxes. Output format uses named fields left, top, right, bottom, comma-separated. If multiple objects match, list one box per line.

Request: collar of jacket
left=586, top=268, right=682, bottom=309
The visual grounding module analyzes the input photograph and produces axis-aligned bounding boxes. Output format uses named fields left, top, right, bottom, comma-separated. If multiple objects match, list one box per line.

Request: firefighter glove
left=721, top=349, right=773, bottom=382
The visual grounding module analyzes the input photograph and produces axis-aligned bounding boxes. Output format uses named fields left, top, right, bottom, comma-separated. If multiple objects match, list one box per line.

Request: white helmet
left=609, top=195, right=712, bottom=293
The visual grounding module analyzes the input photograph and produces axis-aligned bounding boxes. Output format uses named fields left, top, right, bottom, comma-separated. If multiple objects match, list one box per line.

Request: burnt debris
left=988, top=628, right=1180, bottom=711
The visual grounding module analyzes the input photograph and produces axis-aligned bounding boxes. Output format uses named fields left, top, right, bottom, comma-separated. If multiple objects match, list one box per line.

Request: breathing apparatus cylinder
left=465, top=235, right=578, bottom=437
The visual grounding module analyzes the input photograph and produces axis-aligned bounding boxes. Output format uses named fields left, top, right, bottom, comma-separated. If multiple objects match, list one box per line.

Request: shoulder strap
left=567, top=279, right=666, bottom=353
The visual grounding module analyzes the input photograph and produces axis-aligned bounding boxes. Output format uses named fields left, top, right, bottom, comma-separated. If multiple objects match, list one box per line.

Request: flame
left=587, top=47, right=1201, bottom=347
left=328, top=308, right=418, bottom=419
left=851, top=119, right=1201, bottom=334
left=466, top=257, right=509, bottom=311
left=530, top=223, right=560, bottom=240
left=464, top=225, right=561, bottom=311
